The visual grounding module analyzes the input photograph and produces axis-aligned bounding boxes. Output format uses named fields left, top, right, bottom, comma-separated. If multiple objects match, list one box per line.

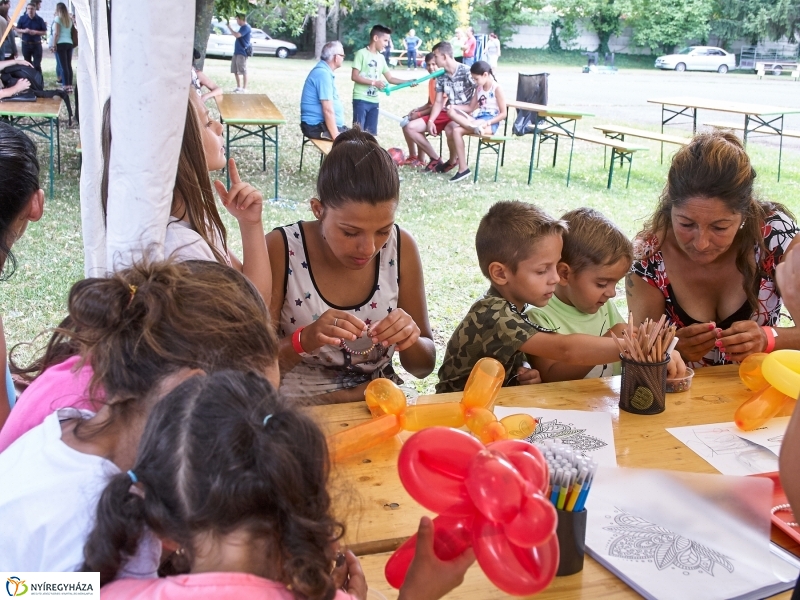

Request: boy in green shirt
left=351, top=24, right=406, bottom=135
left=527, top=208, right=633, bottom=381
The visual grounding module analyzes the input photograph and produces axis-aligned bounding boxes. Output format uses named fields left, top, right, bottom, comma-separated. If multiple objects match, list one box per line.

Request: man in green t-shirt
left=351, top=24, right=406, bottom=136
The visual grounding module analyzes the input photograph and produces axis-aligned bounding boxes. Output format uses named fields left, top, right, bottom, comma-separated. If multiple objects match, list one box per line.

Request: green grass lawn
left=3, top=55, right=800, bottom=394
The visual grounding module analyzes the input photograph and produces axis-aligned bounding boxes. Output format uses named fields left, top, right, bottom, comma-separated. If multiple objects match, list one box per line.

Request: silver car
left=655, top=46, right=737, bottom=73
left=206, top=20, right=297, bottom=59
left=249, top=28, right=297, bottom=59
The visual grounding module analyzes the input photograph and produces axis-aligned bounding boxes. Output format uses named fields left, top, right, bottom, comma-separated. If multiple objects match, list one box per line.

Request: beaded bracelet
left=772, top=503, right=799, bottom=527
left=340, top=334, right=377, bottom=356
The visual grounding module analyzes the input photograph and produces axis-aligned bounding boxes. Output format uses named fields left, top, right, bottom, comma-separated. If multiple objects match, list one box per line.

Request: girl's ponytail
left=81, top=473, right=148, bottom=585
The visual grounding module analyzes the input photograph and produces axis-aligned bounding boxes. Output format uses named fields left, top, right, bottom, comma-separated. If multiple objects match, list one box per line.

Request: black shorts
left=300, top=122, right=348, bottom=140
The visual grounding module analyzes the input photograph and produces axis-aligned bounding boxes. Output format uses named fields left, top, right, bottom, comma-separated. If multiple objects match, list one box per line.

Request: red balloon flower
left=385, top=428, right=559, bottom=596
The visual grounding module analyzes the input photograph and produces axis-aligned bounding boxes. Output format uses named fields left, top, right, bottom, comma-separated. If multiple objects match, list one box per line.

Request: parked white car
left=206, top=20, right=297, bottom=59
left=655, top=46, right=737, bottom=73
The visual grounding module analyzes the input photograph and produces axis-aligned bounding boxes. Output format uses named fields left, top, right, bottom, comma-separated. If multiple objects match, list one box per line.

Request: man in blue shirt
left=16, top=3, right=46, bottom=74
left=300, top=41, right=347, bottom=140
left=230, top=12, right=251, bottom=93
left=403, top=29, right=422, bottom=70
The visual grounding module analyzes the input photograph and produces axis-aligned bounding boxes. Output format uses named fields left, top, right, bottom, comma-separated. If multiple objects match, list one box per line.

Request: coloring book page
left=585, top=467, right=799, bottom=600
left=666, top=418, right=788, bottom=476
left=493, top=407, right=617, bottom=467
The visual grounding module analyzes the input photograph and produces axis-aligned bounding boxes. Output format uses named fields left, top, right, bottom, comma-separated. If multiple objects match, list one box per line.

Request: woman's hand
left=331, top=550, right=367, bottom=600
left=674, top=322, right=718, bottom=362
left=369, top=308, right=420, bottom=352
left=667, top=349, right=686, bottom=379
left=213, top=158, right=263, bottom=226
left=716, top=320, right=767, bottom=362
left=301, top=310, right=366, bottom=354
left=777, top=247, right=800, bottom=321
left=398, top=516, right=475, bottom=600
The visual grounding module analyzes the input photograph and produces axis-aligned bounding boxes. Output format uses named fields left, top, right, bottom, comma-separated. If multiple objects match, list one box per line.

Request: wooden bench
left=298, top=136, right=333, bottom=171
left=705, top=120, right=800, bottom=139
left=549, top=130, right=648, bottom=188
left=593, top=124, right=690, bottom=163
left=465, top=133, right=514, bottom=183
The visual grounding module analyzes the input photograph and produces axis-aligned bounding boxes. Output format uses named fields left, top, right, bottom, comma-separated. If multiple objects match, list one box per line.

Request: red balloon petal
left=385, top=514, right=475, bottom=589
left=473, top=514, right=559, bottom=596
left=398, top=428, right=483, bottom=516
left=504, top=493, right=558, bottom=548
left=489, top=439, right=549, bottom=493
left=466, top=450, right=524, bottom=523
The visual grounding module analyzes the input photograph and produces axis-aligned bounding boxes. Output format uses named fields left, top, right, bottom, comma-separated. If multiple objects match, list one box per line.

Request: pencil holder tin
left=619, top=356, right=668, bottom=415
left=556, top=508, right=587, bottom=576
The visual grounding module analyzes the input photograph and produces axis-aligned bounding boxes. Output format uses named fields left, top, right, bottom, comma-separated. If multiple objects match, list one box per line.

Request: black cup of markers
left=556, top=508, right=587, bottom=576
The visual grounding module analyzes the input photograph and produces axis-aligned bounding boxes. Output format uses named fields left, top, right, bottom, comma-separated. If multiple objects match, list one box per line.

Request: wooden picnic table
left=0, top=97, right=64, bottom=199
left=503, top=100, right=594, bottom=186
left=215, top=94, right=286, bottom=200
left=648, top=96, right=800, bottom=181
left=309, top=365, right=797, bottom=598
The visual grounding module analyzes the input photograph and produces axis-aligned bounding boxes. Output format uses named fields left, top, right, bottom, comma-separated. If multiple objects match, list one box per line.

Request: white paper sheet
left=585, top=467, right=799, bottom=600
left=666, top=418, right=788, bottom=476
left=493, top=407, right=617, bottom=467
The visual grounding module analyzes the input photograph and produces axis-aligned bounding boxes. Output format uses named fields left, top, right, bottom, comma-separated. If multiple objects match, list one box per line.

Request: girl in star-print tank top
left=266, top=129, right=435, bottom=403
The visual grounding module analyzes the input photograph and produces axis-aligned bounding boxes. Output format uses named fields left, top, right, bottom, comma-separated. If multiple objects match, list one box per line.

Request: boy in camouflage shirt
left=436, top=201, right=648, bottom=393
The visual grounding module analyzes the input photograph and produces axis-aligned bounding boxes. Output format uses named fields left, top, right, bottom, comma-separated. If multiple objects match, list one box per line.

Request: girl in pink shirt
left=84, top=370, right=474, bottom=600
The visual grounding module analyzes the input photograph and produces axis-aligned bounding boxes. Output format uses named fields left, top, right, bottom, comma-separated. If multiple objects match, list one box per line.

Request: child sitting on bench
left=441, top=61, right=506, bottom=183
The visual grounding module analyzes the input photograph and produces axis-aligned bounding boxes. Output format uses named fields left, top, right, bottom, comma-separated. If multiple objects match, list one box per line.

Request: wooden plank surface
left=215, top=93, right=286, bottom=124
left=358, top=550, right=793, bottom=600
left=0, top=96, right=63, bottom=118
left=310, top=366, right=794, bottom=555
left=593, top=124, right=691, bottom=145
left=506, top=100, right=594, bottom=119
left=647, top=96, right=800, bottom=116
left=549, top=130, right=649, bottom=151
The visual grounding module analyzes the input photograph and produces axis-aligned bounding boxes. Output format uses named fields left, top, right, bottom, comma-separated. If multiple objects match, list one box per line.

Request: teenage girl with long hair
left=442, top=60, right=507, bottom=183
left=101, top=90, right=271, bottom=302
left=51, top=3, right=73, bottom=91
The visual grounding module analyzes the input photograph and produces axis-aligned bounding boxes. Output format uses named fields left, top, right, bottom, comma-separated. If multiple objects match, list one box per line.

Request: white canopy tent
left=72, top=0, right=195, bottom=275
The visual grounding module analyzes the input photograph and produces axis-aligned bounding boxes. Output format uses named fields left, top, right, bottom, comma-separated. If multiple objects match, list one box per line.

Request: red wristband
left=762, top=326, right=778, bottom=353
left=292, top=326, right=309, bottom=356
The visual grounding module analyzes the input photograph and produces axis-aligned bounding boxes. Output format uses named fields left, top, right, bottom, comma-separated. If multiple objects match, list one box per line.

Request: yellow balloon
left=738, top=353, right=768, bottom=391
left=761, top=350, right=800, bottom=399
left=400, top=403, right=466, bottom=431
left=364, top=378, right=407, bottom=417
left=500, top=414, right=537, bottom=439
left=461, top=357, right=505, bottom=410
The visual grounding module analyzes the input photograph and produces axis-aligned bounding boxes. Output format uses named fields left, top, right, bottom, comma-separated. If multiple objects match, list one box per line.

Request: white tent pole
left=74, top=0, right=110, bottom=277
left=104, top=0, right=195, bottom=271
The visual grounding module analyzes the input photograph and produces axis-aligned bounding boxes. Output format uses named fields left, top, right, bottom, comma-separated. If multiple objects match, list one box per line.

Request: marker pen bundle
left=535, top=439, right=597, bottom=512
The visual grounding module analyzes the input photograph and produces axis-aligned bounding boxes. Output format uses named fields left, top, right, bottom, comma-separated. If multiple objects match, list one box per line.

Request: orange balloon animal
left=328, top=358, right=538, bottom=461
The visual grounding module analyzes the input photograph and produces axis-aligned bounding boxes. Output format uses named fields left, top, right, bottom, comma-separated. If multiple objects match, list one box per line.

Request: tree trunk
left=596, top=31, right=611, bottom=55
left=314, top=3, right=327, bottom=60
left=194, top=0, right=215, bottom=69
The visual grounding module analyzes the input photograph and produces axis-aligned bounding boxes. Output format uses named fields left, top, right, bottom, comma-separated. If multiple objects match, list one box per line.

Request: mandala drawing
left=524, top=418, right=608, bottom=454
left=604, top=510, right=734, bottom=576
